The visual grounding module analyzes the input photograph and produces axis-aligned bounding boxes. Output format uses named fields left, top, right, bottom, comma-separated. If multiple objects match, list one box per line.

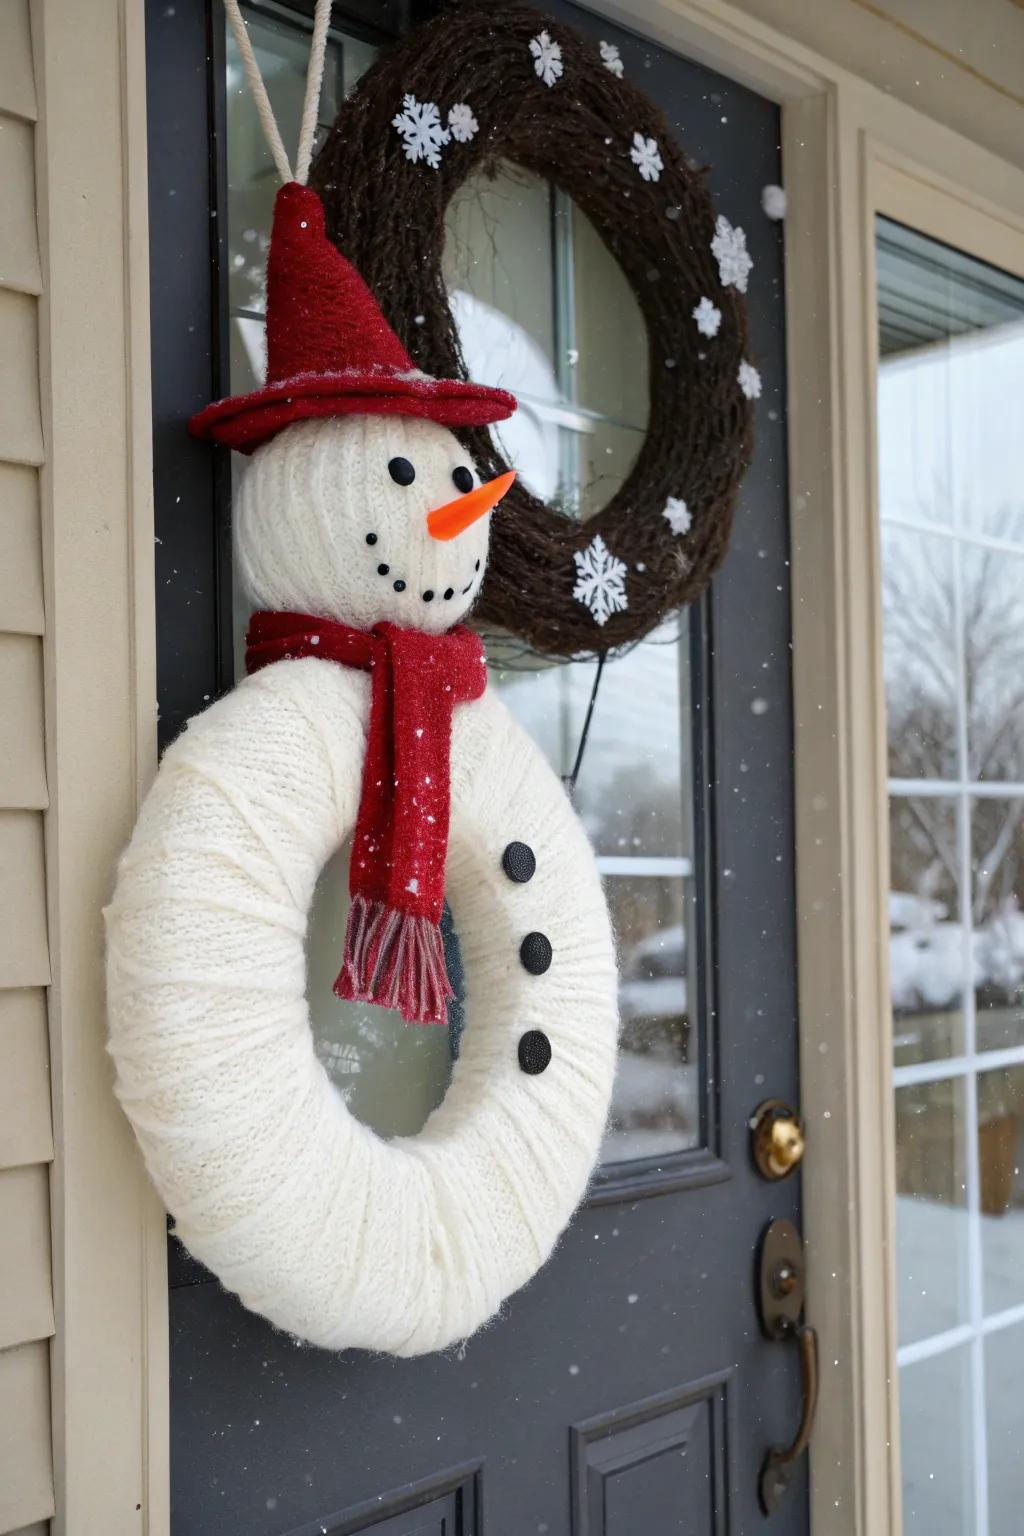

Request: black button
left=518, top=1029, right=551, bottom=1075
left=388, top=456, right=415, bottom=486
left=377, top=562, right=390, bottom=576
left=502, top=841, right=536, bottom=883
left=393, top=579, right=406, bottom=592
left=422, top=590, right=434, bottom=602
left=520, top=931, right=552, bottom=975
left=365, top=532, right=377, bottom=545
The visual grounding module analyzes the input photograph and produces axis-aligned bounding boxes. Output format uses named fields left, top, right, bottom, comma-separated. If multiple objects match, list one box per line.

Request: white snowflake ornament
left=692, top=296, right=722, bottom=338
left=530, top=31, right=563, bottom=87
left=600, top=40, right=624, bottom=77
left=392, top=94, right=450, bottom=169
left=663, top=496, right=691, bottom=536
left=573, top=534, right=628, bottom=627
left=447, top=103, right=479, bottom=143
left=761, top=183, right=787, bottom=220
left=738, top=360, right=762, bottom=399
left=630, top=133, right=663, bottom=183
left=711, top=215, right=753, bottom=293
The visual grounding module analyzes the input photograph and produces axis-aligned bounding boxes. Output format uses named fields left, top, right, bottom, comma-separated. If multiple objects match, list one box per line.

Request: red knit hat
left=189, top=182, right=516, bottom=454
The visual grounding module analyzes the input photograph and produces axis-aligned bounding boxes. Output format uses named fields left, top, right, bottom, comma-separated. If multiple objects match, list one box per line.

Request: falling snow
left=529, top=30, right=563, bottom=87
left=392, top=94, right=450, bottom=169
left=600, top=40, right=624, bottom=76
left=630, top=132, right=663, bottom=182
left=711, top=214, right=753, bottom=292
left=761, top=183, right=787, bottom=220
left=662, top=496, right=691, bottom=536
left=692, top=296, right=722, bottom=338
left=447, top=102, right=479, bottom=143
left=573, top=534, right=628, bottom=627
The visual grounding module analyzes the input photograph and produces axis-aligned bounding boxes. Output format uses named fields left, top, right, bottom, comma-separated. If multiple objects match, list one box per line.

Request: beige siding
left=0, top=113, right=41, bottom=295
left=0, top=991, right=51, bottom=1170
left=0, top=4, right=53, bottom=1533
left=0, top=1344, right=53, bottom=1531
left=0, top=467, right=44, bottom=635
left=0, top=1, right=35, bottom=122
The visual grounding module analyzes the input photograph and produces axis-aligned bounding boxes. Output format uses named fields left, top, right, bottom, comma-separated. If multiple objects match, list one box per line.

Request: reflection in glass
left=306, top=848, right=454, bottom=1138
left=977, top=1066, right=1024, bottom=1317
left=985, top=1326, right=1024, bottom=1535
left=963, top=547, right=1024, bottom=783
left=889, top=796, right=963, bottom=1065
left=443, top=164, right=649, bottom=514
left=493, top=618, right=686, bottom=859
left=881, top=525, right=958, bottom=782
left=972, top=798, right=1024, bottom=1052
left=894, top=1079, right=970, bottom=1347
left=603, top=876, right=695, bottom=1161
left=899, top=1346, right=975, bottom=1536
left=493, top=619, right=696, bottom=1164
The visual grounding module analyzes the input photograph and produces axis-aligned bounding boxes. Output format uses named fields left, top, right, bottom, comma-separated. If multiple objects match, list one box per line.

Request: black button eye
left=452, top=465, right=474, bottom=495
left=388, top=457, right=415, bottom=486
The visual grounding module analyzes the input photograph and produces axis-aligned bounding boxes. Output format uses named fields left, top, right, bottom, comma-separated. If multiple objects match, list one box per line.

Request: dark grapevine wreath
left=311, top=0, right=757, bottom=657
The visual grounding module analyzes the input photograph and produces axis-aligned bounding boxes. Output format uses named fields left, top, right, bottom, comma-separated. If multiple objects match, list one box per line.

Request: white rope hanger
left=222, top=0, right=332, bottom=186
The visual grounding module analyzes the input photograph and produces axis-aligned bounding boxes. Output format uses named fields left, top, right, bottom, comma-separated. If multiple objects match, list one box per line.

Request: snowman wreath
left=312, top=0, right=759, bottom=657
left=105, top=0, right=618, bottom=1357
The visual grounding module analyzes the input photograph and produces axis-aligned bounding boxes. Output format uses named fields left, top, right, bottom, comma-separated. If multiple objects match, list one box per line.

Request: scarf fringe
left=334, top=893, right=454, bottom=1027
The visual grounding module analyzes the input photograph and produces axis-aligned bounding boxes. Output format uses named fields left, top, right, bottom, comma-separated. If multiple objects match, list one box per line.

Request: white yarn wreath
left=106, top=657, right=618, bottom=1355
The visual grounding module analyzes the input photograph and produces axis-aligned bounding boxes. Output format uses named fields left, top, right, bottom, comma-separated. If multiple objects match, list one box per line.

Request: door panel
left=146, top=2, right=800, bottom=1532
left=572, top=1376, right=729, bottom=1536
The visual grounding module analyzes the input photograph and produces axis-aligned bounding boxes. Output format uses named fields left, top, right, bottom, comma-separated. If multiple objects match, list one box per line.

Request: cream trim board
left=783, top=96, right=901, bottom=1536
left=871, top=153, right=1024, bottom=280
left=30, top=0, right=166, bottom=1533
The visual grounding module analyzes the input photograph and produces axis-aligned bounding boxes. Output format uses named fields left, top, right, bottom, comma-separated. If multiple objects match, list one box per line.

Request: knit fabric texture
left=234, top=416, right=495, bottom=637
left=105, top=659, right=619, bottom=1355
left=246, top=609, right=487, bottom=1024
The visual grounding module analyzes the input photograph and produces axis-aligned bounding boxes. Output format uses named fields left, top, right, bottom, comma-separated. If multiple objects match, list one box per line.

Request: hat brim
left=189, top=369, right=517, bottom=454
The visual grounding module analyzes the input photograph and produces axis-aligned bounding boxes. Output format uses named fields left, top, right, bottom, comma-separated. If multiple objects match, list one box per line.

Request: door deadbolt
left=756, top=1218, right=819, bottom=1515
left=750, top=1099, right=805, bottom=1181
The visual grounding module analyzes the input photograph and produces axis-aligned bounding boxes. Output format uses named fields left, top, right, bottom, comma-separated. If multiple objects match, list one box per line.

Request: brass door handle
left=760, top=1323, right=819, bottom=1514
left=756, top=1218, right=818, bottom=1515
left=750, top=1099, right=805, bottom=1180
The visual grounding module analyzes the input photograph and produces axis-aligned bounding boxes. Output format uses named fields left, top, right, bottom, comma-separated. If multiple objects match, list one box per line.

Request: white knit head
left=235, top=416, right=493, bottom=632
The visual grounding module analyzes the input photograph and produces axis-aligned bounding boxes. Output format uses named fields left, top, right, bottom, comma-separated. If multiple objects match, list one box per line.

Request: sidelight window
left=879, top=214, right=1024, bottom=1536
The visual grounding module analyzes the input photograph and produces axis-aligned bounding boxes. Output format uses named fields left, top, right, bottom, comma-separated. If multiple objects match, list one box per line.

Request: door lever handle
left=756, top=1217, right=818, bottom=1515
left=760, top=1322, right=819, bottom=1513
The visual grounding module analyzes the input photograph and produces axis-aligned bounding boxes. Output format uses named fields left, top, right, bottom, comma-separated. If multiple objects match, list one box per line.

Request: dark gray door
left=147, top=3, right=801, bottom=1532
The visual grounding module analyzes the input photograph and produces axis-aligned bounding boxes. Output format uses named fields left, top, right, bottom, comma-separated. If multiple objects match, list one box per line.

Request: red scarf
left=246, top=610, right=486, bottom=1025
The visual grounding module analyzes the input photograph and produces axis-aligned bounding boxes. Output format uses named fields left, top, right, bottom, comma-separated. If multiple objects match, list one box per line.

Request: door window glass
left=878, top=214, right=1024, bottom=1534
left=226, top=5, right=699, bottom=1166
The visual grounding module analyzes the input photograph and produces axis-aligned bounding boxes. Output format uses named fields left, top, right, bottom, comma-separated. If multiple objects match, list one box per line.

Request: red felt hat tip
left=189, top=183, right=517, bottom=452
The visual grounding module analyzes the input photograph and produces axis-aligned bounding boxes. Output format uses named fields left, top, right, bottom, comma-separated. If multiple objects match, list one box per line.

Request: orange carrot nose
left=426, top=469, right=516, bottom=541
